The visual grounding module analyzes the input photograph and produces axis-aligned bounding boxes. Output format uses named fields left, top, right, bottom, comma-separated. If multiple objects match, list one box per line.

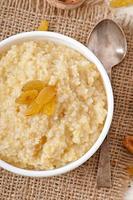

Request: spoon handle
left=97, top=136, right=111, bottom=188
left=97, top=70, right=112, bottom=188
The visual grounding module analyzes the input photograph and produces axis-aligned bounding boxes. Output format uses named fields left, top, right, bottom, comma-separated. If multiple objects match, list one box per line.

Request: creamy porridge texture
left=0, top=41, right=107, bottom=170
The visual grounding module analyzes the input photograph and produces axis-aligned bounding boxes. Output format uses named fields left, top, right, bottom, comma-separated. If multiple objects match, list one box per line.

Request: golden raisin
left=123, top=135, right=133, bottom=154
left=16, top=90, right=38, bottom=105
left=110, top=0, right=133, bottom=8
left=17, top=79, right=57, bottom=117
left=33, top=136, right=47, bottom=157
left=22, top=80, right=45, bottom=92
left=25, top=86, right=56, bottom=116
left=127, top=166, right=133, bottom=176
left=37, top=20, right=49, bottom=31
left=36, top=86, right=56, bottom=106
left=43, top=96, right=56, bottom=116
left=25, top=101, right=42, bottom=116
left=16, top=107, right=20, bottom=112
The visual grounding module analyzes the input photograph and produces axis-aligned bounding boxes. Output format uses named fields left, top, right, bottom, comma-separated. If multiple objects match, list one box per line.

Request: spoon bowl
left=88, top=19, right=127, bottom=73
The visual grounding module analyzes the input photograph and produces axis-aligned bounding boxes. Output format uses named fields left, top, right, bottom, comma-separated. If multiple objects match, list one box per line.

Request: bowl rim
left=0, top=31, right=114, bottom=177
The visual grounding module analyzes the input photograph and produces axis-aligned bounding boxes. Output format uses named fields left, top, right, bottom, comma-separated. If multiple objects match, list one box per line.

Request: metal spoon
left=87, top=19, right=127, bottom=188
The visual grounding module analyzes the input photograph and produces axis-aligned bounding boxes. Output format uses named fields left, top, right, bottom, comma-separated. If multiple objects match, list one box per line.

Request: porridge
left=0, top=41, right=107, bottom=170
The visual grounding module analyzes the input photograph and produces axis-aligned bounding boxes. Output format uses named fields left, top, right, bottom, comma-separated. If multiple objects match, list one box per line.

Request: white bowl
left=0, top=32, right=114, bottom=177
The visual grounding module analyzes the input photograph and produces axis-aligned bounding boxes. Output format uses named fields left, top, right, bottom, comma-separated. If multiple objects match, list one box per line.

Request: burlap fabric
left=0, top=0, right=133, bottom=199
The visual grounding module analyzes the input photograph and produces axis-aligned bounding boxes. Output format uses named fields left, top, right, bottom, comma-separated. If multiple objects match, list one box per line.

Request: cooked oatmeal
left=0, top=41, right=107, bottom=170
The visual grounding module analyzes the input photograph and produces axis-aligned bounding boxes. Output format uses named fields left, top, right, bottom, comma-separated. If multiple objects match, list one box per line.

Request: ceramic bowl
left=0, top=31, right=114, bottom=177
